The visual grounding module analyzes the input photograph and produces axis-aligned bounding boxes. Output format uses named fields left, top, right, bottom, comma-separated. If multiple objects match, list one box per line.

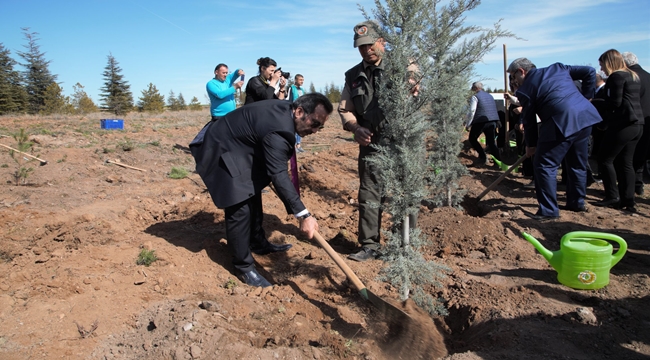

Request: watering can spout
left=521, top=232, right=560, bottom=270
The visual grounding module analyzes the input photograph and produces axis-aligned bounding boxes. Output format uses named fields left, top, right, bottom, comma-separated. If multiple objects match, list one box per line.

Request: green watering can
left=521, top=231, right=627, bottom=290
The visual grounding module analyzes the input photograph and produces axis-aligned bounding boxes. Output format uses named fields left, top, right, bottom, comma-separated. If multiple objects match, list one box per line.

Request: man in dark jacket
left=466, top=81, right=501, bottom=166
left=190, top=93, right=333, bottom=287
left=508, top=58, right=602, bottom=220
left=622, top=52, right=650, bottom=195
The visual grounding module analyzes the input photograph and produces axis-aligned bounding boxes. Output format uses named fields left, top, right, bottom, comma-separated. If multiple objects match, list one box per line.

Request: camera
left=276, top=67, right=290, bottom=79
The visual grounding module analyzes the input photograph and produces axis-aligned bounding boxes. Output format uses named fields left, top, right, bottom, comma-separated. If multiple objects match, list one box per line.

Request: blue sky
left=1, top=0, right=648, bottom=105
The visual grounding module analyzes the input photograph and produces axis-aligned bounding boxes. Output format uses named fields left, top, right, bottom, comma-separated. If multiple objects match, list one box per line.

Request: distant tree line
left=0, top=28, right=203, bottom=116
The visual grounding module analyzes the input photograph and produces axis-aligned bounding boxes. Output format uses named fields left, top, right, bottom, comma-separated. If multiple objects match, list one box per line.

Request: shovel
left=476, top=155, right=527, bottom=201
left=312, top=231, right=411, bottom=322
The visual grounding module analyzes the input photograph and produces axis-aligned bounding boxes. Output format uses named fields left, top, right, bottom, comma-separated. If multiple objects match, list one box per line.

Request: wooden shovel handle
left=312, top=231, right=366, bottom=292
left=0, top=143, right=47, bottom=164
left=476, top=155, right=527, bottom=201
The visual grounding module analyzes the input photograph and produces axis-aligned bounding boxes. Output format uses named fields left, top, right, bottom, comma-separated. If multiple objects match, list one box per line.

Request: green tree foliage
left=138, top=83, right=165, bottom=113
left=0, top=43, right=28, bottom=114
left=322, top=82, right=341, bottom=103
left=177, top=92, right=187, bottom=110
left=71, top=83, right=98, bottom=114
left=9, top=128, right=35, bottom=185
left=16, top=28, right=58, bottom=114
left=167, top=90, right=184, bottom=111
left=100, top=53, right=133, bottom=115
left=308, top=82, right=316, bottom=93
left=188, top=96, right=202, bottom=111
left=41, top=82, right=73, bottom=115
left=361, top=0, right=513, bottom=314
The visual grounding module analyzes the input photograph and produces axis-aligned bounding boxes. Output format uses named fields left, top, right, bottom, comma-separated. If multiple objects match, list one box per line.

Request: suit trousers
left=224, top=194, right=267, bottom=272
left=534, top=125, right=591, bottom=216
left=598, top=124, right=642, bottom=206
left=633, top=119, right=650, bottom=189
left=468, top=121, right=500, bottom=161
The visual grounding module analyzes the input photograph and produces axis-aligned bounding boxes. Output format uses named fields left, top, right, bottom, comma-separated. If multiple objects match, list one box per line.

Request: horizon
left=1, top=0, right=648, bottom=106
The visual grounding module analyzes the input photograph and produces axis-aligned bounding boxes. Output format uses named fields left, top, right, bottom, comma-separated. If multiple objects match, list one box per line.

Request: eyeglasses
left=309, top=118, right=324, bottom=129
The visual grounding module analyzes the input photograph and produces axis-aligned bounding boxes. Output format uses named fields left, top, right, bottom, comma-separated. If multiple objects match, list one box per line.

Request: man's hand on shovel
left=299, top=216, right=319, bottom=239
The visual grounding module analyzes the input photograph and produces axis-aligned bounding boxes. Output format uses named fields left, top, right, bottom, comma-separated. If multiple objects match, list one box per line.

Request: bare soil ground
left=1, top=110, right=649, bottom=360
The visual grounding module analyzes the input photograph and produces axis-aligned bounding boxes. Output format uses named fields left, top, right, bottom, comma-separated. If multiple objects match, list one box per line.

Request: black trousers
left=224, top=194, right=267, bottom=272
left=598, top=124, right=642, bottom=206
left=633, top=119, right=650, bottom=189
left=468, top=121, right=500, bottom=161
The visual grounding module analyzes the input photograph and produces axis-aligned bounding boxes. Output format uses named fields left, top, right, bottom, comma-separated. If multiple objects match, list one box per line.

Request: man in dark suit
left=622, top=52, right=650, bottom=195
left=190, top=93, right=333, bottom=287
left=508, top=58, right=602, bottom=220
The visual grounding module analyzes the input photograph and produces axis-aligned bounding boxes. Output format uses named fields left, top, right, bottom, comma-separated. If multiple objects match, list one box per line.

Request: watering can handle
left=561, top=231, right=628, bottom=268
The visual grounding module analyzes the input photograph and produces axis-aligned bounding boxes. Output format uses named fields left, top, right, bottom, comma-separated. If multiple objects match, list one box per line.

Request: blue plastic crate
left=100, top=119, right=124, bottom=130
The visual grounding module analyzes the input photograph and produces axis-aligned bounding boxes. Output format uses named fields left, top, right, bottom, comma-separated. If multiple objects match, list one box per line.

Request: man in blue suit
left=508, top=58, right=602, bottom=220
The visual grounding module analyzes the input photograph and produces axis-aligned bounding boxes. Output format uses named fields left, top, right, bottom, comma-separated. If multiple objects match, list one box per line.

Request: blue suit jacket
left=516, top=63, right=602, bottom=146
left=190, top=100, right=304, bottom=214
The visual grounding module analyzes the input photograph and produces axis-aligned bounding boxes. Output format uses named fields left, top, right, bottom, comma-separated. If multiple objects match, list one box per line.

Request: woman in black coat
left=244, top=57, right=286, bottom=105
left=593, top=49, right=644, bottom=212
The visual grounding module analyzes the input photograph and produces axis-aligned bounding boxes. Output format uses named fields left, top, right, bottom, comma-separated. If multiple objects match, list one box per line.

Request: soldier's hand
left=354, top=127, right=373, bottom=146
left=300, top=216, right=318, bottom=239
left=526, top=146, right=536, bottom=158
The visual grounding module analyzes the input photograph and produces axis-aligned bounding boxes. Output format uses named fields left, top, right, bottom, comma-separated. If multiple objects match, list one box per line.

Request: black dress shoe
left=236, top=268, right=272, bottom=288
left=251, top=241, right=292, bottom=255
left=560, top=204, right=587, bottom=212
left=635, top=186, right=644, bottom=196
left=527, top=212, right=559, bottom=222
left=592, top=198, right=620, bottom=207
left=347, top=247, right=380, bottom=262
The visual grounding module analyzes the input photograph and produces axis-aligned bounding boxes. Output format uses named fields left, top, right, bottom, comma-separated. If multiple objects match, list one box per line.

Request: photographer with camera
left=245, top=57, right=288, bottom=105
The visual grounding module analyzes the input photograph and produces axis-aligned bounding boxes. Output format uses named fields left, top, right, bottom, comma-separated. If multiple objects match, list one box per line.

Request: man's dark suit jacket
left=190, top=100, right=304, bottom=214
left=629, top=64, right=650, bottom=120
left=516, top=63, right=602, bottom=147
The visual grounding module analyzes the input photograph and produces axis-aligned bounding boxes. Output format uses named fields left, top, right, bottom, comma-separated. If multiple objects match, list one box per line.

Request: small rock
left=190, top=344, right=202, bottom=358
left=183, top=323, right=193, bottom=331
left=312, top=346, right=323, bottom=360
left=83, top=278, right=92, bottom=285
left=199, top=301, right=220, bottom=312
left=304, top=252, right=314, bottom=260
left=233, top=286, right=247, bottom=295
left=575, top=307, right=598, bottom=325
left=134, top=279, right=146, bottom=285
left=142, top=241, right=154, bottom=250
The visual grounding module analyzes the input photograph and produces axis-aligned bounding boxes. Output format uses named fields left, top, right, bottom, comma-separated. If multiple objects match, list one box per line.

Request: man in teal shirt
left=287, top=74, right=306, bottom=152
left=207, top=64, right=245, bottom=120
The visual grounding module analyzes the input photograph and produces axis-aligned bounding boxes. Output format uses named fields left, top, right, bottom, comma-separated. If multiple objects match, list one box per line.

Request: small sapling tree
left=361, top=0, right=514, bottom=314
left=9, top=129, right=35, bottom=185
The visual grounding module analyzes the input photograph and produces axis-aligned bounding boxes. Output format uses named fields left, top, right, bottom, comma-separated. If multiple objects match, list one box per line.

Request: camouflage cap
left=353, top=21, right=380, bottom=48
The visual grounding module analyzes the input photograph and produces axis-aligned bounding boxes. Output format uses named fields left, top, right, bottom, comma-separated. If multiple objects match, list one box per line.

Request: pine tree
left=100, top=53, right=133, bottom=115
left=177, top=92, right=187, bottom=110
left=16, top=28, right=58, bottom=114
left=188, top=96, right=202, bottom=111
left=0, top=43, right=28, bottom=114
left=71, top=83, right=98, bottom=114
left=41, top=82, right=71, bottom=115
left=167, top=90, right=180, bottom=111
left=325, top=82, right=341, bottom=103
left=308, top=82, right=316, bottom=93
left=360, top=0, right=513, bottom=314
left=138, top=83, right=165, bottom=113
